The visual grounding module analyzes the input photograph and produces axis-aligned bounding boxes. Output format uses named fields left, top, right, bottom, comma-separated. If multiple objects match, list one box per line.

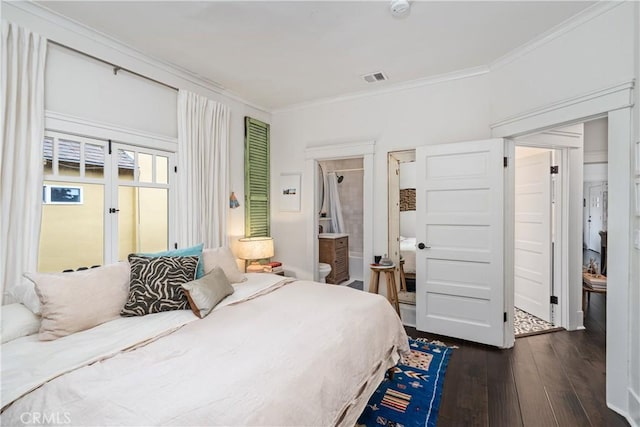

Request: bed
left=1, top=273, right=409, bottom=426
left=400, top=236, right=417, bottom=274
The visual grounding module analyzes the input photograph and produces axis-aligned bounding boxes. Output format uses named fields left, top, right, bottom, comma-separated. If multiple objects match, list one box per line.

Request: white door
left=587, top=184, right=603, bottom=252
left=514, top=151, right=552, bottom=322
left=415, top=139, right=508, bottom=347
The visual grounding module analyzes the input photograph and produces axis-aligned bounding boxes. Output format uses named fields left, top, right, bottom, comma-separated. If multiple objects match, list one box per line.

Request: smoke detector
left=390, top=0, right=410, bottom=18
left=362, top=72, right=388, bottom=83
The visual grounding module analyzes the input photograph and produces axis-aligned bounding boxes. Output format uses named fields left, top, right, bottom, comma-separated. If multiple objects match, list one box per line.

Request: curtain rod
left=49, top=41, right=179, bottom=92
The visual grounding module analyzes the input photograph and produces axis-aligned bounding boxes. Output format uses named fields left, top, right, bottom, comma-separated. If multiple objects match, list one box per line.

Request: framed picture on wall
left=279, top=173, right=301, bottom=212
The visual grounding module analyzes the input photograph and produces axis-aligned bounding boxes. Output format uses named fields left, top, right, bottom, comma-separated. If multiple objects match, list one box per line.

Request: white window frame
left=42, top=113, right=178, bottom=267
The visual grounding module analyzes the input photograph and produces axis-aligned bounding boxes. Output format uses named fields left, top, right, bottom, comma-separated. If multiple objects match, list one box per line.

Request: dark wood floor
left=406, top=292, right=629, bottom=426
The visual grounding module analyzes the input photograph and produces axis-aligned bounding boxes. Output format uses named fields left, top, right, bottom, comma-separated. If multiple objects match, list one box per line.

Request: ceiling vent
left=362, top=72, right=388, bottom=83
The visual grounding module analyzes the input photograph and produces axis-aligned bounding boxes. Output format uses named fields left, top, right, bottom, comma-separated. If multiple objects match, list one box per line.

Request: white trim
left=627, top=387, right=640, bottom=427
left=491, top=2, right=624, bottom=70
left=4, top=1, right=269, bottom=114
left=274, top=66, right=489, bottom=114
left=584, top=150, right=609, bottom=164
left=491, top=81, right=634, bottom=137
left=491, top=85, right=634, bottom=417
left=304, top=141, right=375, bottom=293
left=636, top=141, right=640, bottom=175
left=45, top=111, right=177, bottom=152
left=305, top=140, right=376, bottom=160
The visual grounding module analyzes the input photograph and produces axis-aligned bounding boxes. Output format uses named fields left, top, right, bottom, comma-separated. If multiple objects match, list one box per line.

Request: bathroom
left=317, top=158, right=364, bottom=286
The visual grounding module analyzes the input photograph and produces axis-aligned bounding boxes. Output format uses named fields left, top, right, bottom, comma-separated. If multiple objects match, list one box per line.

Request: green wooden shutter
left=244, top=117, right=270, bottom=237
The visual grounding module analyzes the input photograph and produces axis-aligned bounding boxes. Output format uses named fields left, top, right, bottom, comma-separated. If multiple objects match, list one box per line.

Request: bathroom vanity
left=319, top=233, right=350, bottom=284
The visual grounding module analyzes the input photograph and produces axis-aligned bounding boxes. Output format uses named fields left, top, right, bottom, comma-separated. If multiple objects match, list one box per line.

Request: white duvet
left=400, top=237, right=417, bottom=274
left=1, top=274, right=409, bottom=426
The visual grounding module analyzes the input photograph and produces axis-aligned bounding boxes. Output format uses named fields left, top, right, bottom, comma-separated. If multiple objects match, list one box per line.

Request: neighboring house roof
left=43, top=137, right=135, bottom=169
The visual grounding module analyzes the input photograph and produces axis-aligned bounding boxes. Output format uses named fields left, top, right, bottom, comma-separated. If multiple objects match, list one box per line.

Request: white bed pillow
left=1, top=303, right=41, bottom=343
left=24, top=262, right=130, bottom=341
left=202, top=247, right=246, bottom=284
left=181, top=266, right=234, bottom=318
left=7, top=277, right=42, bottom=315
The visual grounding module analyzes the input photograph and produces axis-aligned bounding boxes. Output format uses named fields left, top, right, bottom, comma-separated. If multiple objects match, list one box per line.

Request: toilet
left=318, top=263, right=332, bottom=283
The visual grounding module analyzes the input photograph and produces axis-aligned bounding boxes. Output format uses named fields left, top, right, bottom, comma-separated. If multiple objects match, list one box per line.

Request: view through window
left=39, top=132, right=174, bottom=272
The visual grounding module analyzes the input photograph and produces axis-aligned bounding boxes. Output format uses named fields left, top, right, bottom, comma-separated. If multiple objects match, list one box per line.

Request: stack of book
left=583, top=273, right=607, bottom=290
left=268, top=261, right=283, bottom=274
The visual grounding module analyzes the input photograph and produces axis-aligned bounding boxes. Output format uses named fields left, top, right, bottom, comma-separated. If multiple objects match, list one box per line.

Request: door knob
left=417, top=242, right=430, bottom=250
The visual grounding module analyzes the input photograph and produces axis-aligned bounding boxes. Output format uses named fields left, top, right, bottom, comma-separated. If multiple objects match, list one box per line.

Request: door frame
left=304, top=141, right=375, bottom=288
left=490, top=80, right=634, bottom=414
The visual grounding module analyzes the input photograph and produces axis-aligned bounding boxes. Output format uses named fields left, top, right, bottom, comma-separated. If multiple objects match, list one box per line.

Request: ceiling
left=39, top=1, right=595, bottom=111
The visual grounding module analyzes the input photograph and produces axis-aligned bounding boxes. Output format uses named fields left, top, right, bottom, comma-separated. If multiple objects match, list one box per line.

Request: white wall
left=584, top=163, right=608, bottom=182
left=46, top=45, right=177, bottom=137
left=489, top=2, right=635, bottom=123
left=630, top=2, right=640, bottom=425
left=2, top=2, right=271, bottom=242
left=583, top=118, right=608, bottom=163
left=271, top=75, right=491, bottom=277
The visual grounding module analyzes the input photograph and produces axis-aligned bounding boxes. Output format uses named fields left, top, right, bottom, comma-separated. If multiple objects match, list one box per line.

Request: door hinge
left=550, top=295, right=558, bottom=305
left=108, top=208, right=120, bottom=214
left=108, top=139, right=112, bottom=155
left=503, top=157, right=508, bottom=168
left=550, top=165, right=559, bottom=174
left=174, top=242, right=178, bottom=249
left=504, top=312, right=507, bottom=322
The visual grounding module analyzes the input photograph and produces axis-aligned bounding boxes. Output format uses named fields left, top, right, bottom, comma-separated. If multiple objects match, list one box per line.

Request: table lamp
left=237, top=237, right=274, bottom=272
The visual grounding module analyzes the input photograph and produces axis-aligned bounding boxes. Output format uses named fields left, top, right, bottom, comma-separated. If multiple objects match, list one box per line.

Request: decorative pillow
left=1, top=303, right=40, bottom=343
left=24, top=262, right=130, bottom=341
left=181, top=266, right=235, bottom=318
left=138, top=243, right=205, bottom=279
left=203, top=247, right=246, bottom=284
left=121, top=255, right=199, bottom=317
left=8, top=277, right=42, bottom=315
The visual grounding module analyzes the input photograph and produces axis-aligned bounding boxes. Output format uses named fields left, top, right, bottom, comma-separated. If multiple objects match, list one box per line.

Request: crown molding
left=5, top=1, right=270, bottom=114
left=273, top=66, right=489, bottom=114
left=491, top=1, right=624, bottom=71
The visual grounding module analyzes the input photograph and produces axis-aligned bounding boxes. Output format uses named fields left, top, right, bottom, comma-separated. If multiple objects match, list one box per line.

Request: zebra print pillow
left=121, top=255, right=199, bottom=317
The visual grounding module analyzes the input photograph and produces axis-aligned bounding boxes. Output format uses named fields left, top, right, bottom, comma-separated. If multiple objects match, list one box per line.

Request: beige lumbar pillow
left=181, top=266, right=234, bottom=318
left=202, top=247, right=246, bottom=284
left=24, top=262, right=130, bottom=341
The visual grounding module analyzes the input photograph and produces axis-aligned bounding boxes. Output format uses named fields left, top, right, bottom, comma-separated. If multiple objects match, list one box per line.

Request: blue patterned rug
left=357, top=338, right=453, bottom=427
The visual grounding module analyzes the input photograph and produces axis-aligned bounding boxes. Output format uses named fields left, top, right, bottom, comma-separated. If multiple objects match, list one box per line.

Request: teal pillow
left=138, top=243, right=205, bottom=279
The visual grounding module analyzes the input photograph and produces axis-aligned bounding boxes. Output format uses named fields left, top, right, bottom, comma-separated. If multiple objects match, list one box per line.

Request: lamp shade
left=236, top=237, right=274, bottom=260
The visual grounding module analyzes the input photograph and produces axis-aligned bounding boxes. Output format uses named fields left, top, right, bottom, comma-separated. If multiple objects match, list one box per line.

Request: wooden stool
left=369, top=264, right=400, bottom=316
left=399, top=259, right=407, bottom=292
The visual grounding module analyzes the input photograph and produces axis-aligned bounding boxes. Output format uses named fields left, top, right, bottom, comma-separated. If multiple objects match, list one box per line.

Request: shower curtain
left=326, top=172, right=345, bottom=233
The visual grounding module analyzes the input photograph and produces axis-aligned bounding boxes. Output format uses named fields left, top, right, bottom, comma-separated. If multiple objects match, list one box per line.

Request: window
left=39, top=131, right=175, bottom=272
left=244, top=117, right=270, bottom=237
left=43, top=185, right=83, bottom=204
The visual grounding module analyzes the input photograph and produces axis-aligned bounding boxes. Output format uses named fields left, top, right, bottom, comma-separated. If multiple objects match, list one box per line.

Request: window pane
left=38, top=181, right=104, bottom=272
left=58, top=139, right=81, bottom=177
left=118, top=150, right=135, bottom=181
left=43, top=137, right=53, bottom=174
left=156, top=156, right=168, bottom=184
left=138, top=153, right=153, bottom=183
left=118, top=186, right=168, bottom=259
left=85, top=144, right=104, bottom=178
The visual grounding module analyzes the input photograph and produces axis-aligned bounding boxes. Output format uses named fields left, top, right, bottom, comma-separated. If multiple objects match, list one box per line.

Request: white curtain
left=327, top=173, right=345, bottom=233
left=1, top=23, right=47, bottom=304
left=177, top=90, right=230, bottom=248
